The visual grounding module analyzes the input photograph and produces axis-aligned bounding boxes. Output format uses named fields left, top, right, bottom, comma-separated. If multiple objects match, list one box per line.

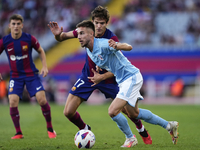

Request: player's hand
left=88, top=68, right=103, bottom=87
left=0, top=73, right=3, bottom=81
left=40, top=67, right=48, bottom=77
left=96, top=66, right=102, bottom=73
left=48, top=21, right=63, bottom=36
left=108, top=39, right=118, bottom=49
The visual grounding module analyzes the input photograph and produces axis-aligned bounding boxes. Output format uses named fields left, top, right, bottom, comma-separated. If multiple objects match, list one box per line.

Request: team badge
left=98, top=55, right=103, bottom=60
left=71, top=86, right=76, bottom=91
left=22, top=45, right=28, bottom=51
left=9, top=87, right=13, bottom=92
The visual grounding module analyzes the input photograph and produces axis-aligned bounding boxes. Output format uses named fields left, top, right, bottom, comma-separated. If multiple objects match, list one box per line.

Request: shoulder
left=105, top=28, right=119, bottom=42
left=95, top=38, right=109, bottom=47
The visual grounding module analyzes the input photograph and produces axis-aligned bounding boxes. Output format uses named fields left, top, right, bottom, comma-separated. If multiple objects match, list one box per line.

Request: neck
left=87, top=38, right=94, bottom=52
left=11, top=32, right=22, bottom=39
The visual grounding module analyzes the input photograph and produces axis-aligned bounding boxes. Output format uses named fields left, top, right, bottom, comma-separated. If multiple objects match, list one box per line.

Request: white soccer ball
left=74, top=129, right=95, bottom=149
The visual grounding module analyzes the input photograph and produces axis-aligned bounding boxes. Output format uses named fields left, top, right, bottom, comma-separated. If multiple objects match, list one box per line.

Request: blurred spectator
left=170, top=77, right=185, bottom=97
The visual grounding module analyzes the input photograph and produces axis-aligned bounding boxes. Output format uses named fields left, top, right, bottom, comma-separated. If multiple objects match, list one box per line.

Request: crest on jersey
left=98, top=55, right=103, bottom=60
left=9, top=87, right=13, bottom=92
left=22, top=45, right=28, bottom=51
left=71, top=86, right=76, bottom=91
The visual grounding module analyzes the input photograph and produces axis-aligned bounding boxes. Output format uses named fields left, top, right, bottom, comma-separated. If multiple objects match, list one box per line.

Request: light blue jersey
left=86, top=38, right=139, bottom=84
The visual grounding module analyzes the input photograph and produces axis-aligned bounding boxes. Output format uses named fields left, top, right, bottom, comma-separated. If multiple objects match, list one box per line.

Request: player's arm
left=36, top=46, right=48, bottom=77
left=48, top=21, right=75, bottom=42
left=108, top=39, right=132, bottom=51
left=88, top=68, right=114, bottom=86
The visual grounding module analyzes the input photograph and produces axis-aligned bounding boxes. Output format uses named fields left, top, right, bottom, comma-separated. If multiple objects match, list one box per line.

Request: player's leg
left=108, top=98, right=138, bottom=147
left=9, top=94, right=24, bottom=139
left=63, top=93, right=90, bottom=130
left=98, top=83, right=146, bottom=137
left=8, top=78, right=24, bottom=139
left=64, top=77, right=94, bottom=130
left=26, top=76, right=56, bottom=138
left=131, top=100, right=179, bottom=144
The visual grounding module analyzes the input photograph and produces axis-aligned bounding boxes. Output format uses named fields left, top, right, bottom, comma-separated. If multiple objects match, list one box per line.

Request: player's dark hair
left=9, top=14, right=24, bottom=23
left=91, top=5, right=110, bottom=23
left=76, top=20, right=95, bottom=36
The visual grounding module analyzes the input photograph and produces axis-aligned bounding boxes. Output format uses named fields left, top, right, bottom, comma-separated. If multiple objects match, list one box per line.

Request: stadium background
left=0, top=0, right=200, bottom=105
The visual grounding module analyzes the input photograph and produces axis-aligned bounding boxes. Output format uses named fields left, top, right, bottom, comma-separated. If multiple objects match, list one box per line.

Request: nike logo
left=36, top=86, right=42, bottom=90
left=8, top=48, right=13, bottom=51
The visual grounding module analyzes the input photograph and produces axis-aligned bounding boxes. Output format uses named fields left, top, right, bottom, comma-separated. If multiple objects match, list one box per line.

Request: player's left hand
left=88, top=68, right=103, bottom=87
left=108, top=39, right=117, bottom=49
left=40, top=67, right=48, bottom=77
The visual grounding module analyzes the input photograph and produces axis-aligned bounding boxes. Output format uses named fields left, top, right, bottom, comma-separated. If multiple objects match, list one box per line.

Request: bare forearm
left=116, top=43, right=132, bottom=51
left=55, top=31, right=75, bottom=42
left=100, top=71, right=114, bottom=80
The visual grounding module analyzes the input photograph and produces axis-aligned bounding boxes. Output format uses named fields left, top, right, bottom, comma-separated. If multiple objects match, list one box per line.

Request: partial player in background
left=0, top=14, right=56, bottom=139
left=48, top=5, right=152, bottom=146
left=76, top=20, right=179, bottom=147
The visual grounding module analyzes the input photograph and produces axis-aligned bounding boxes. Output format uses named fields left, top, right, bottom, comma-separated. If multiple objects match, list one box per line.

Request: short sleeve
left=31, top=35, right=40, bottom=50
left=73, top=29, right=78, bottom=38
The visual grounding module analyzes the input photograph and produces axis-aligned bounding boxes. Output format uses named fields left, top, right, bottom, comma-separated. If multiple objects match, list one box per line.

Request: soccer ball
left=74, top=129, right=95, bottom=149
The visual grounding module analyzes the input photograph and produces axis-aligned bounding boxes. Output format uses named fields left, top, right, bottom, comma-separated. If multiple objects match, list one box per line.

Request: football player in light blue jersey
left=76, top=20, right=179, bottom=146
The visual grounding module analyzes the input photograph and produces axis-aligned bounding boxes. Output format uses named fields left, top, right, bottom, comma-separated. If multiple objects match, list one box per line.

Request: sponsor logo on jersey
left=71, top=86, right=76, bottom=91
left=22, top=45, right=28, bottom=51
left=10, top=55, right=28, bottom=61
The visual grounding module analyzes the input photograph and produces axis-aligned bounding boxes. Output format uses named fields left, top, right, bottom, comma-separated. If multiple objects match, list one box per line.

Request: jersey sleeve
left=31, top=35, right=40, bottom=50
left=73, top=29, right=78, bottom=38
left=0, top=39, right=4, bottom=54
left=111, top=35, right=119, bottom=42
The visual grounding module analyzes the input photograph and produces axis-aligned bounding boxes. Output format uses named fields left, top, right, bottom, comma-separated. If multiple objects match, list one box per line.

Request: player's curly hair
left=91, top=5, right=110, bottom=23
left=9, top=14, right=24, bottom=23
left=76, top=20, right=95, bottom=35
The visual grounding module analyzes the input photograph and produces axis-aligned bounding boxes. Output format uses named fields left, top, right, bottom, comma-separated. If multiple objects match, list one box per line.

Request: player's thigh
left=64, top=93, right=84, bottom=117
left=25, top=76, right=45, bottom=98
left=124, top=100, right=139, bottom=118
left=35, top=90, right=47, bottom=105
left=8, top=94, right=20, bottom=107
left=70, top=78, right=95, bottom=100
left=8, top=78, right=24, bottom=99
left=108, top=97, right=127, bottom=117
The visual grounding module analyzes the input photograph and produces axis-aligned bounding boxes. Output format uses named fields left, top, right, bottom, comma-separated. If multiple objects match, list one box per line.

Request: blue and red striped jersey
left=0, top=32, right=40, bottom=78
left=73, top=28, right=119, bottom=84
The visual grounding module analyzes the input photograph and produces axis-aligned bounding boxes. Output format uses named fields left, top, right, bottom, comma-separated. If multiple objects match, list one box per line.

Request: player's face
left=9, top=19, right=23, bottom=36
left=77, top=27, right=93, bottom=48
left=93, top=17, right=108, bottom=37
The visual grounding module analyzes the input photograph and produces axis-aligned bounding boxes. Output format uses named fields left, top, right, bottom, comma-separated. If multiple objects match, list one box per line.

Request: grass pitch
left=0, top=102, right=199, bottom=150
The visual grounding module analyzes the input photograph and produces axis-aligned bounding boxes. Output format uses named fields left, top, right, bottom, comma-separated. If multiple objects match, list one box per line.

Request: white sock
left=137, top=125, right=145, bottom=132
left=84, top=124, right=88, bottom=130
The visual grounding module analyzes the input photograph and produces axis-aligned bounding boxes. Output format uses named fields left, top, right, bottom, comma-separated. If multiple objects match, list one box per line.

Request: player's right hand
left=48, top=21, right=63, bottom=36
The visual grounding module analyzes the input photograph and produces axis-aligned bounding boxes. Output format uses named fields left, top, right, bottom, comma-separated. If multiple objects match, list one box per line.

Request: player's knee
left=63, top=108, right=73, bottom=118
left=108, top=107, right=117, bottom=118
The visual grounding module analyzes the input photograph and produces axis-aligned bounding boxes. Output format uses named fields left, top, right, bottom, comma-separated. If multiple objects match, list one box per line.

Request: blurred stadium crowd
left=109, top=0, right=200, bottom=48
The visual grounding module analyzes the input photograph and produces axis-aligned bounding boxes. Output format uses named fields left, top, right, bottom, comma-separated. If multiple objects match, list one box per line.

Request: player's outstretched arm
left=48, top=21, right=75, bottom=42
left=36, top=46, right=48, bottom=77
left=108, top=39, right=132, bottom=51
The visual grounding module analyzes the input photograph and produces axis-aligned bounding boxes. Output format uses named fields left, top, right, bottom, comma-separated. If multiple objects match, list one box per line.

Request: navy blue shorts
left=69, top=76, right=119, bottom=101
left=8, top=75, right=45, bottom=99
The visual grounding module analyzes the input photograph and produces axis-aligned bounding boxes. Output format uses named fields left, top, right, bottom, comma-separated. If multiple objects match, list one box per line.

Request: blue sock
left=136, top=108, right=168, bottom=128
left=112, top=113, right=133, bottom=138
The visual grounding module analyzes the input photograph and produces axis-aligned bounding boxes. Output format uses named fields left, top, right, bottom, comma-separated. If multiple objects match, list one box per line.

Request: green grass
left=0, top=102, right=200, bottom=150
